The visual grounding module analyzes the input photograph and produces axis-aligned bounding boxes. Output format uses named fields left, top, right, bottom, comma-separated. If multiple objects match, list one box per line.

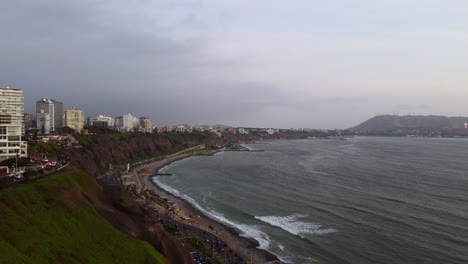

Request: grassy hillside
left=0, top=171, right=167, bottom=264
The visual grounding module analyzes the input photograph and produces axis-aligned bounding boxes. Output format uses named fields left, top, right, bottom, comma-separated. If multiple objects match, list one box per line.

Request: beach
left=132, top=150, right=283, bottom=264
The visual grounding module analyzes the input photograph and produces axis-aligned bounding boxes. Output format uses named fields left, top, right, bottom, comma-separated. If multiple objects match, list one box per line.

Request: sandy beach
left=133, top=150, right=283, bottom=264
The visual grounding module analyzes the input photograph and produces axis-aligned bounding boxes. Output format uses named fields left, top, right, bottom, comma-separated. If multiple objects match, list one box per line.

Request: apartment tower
left=0, top=88, right=28, bottom=162
left=36, top=98, right=64, bottom=133
left=65, top=107, right=85, bottom=133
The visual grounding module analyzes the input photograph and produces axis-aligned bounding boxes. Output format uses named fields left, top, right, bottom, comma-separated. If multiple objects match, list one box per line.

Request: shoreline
left=135, top=149, right=284, bottom=264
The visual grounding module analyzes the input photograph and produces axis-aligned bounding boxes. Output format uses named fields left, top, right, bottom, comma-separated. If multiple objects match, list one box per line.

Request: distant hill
left=351, top=115, right=468, bottom=132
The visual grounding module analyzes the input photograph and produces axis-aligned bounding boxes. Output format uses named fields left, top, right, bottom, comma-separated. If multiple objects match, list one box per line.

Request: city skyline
left=3, top=1, right=468, bottom=128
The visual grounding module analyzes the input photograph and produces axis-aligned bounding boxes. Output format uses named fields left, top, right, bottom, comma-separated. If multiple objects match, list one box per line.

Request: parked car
left=12, top=174, right=23, bottom=179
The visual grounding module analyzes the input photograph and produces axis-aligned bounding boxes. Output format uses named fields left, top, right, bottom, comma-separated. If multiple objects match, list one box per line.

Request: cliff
left=67, top=133, right=219, bottom=176
left=0, top=170, right=194, bottom=264
left=67, top=130, right=332, bottom=176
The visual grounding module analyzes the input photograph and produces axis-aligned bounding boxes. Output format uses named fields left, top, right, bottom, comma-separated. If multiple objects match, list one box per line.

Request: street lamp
left=15, top=153, right=19, bottom=173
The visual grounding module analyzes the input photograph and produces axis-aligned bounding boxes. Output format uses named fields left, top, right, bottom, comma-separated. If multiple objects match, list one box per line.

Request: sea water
left=154, top=137, right=468, bottom=264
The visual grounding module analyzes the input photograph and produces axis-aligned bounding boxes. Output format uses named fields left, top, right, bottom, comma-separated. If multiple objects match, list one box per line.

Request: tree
left=61, top=126, right=76, bottom=134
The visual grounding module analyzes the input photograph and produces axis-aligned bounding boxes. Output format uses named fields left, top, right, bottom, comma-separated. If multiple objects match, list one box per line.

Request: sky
left=2, top=0, right=468, bottom=129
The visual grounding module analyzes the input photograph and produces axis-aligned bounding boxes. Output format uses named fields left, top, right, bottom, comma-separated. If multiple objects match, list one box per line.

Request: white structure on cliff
left=92, top=115, right=114, bottom=128
left=122, top=113, right=139, bottom=132
left=238, top=128, right=249, bottom=134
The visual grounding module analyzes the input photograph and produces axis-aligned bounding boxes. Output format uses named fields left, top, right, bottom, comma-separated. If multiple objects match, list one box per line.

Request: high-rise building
left=24, top=113, right=33, bottom=133
left=65, top=107, right=85, bottom=133
left=36, top=110, right=51, bottom=135
left=36, top=98, right=64, bottom=133
left=122, top=113, right=139, bottom=132
left=114, top=116, right=124, bottom=131
left=139, top=117, right=153, bottom=133
left=0, top=88, right=28, bottom=162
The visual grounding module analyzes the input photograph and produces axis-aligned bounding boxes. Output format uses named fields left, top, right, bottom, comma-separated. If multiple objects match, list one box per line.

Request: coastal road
left=155, top=210, right=247, bottom=264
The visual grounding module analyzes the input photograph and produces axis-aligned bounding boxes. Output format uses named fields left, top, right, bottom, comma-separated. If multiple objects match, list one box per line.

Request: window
left=8, top=136, right=19, bottom=141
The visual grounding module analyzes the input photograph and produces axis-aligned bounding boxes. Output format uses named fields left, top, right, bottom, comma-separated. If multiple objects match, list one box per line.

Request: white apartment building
left=0, top=88, right=28, bottom=162
left=238, top=128, right=249, bottom=134
left=122, top=113, right=139, bottom=132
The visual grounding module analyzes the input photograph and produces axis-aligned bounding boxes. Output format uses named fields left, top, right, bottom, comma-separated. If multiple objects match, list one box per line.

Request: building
left=24, top=113, right=33, bottom=133
left=0, top=88, right=28, bottom=162
left=65, top=107, right=84, bottom=133
left=114, top=116, right=124, bottom=131
left=85, top=116, right=92, bottom=126
left=91, top=115, right=114, bottom=128
left=238, top=128, right=249, bottom=134
left=122, top=113, right=139, bottom=132
left=36, top=111, right=51, bottom=135
left=36, top=98, right=64, bottom=133
left=139, top=117, right=153, bottom=133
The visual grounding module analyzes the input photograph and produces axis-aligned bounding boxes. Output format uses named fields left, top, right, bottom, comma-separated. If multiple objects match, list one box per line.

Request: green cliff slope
left=0, top=171, right=166, bottom=264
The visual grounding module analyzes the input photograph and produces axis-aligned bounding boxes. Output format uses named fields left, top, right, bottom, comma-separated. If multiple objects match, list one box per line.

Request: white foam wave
left=278, top=243, right=285, bottom=251
left=152, top=177, right=271, bottom=249
left=240, top=144, right=254, bottom=151
left=255, top=214, right=336, bottom=238
left=213, top=151, right=224, bottom=156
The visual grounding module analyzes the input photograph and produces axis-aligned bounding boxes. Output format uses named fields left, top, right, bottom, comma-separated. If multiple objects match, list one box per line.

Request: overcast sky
left=2, top=0, right=468, bottom=128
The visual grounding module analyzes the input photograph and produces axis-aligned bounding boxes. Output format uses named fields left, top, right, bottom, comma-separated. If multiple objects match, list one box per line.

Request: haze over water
left=156, top=137, right=468, bottom=264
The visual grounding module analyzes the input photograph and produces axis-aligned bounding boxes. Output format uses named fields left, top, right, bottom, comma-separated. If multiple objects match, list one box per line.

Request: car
left=6, top=173, right=14, bottom=177
left=31, top=157, right=39, bottom=161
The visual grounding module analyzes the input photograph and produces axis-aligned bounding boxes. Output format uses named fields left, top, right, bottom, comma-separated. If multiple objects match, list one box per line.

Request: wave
left=255, top=214, right=337, bottom=238
left=213, top=151, right=224, bottom=156
left=152, top=177, right=272, bottom=249
left=240, top=144, right=254, bottom=151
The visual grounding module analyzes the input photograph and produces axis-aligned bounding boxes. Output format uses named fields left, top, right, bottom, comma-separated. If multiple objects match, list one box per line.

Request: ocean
left=154, top=137, right=468, bottom=264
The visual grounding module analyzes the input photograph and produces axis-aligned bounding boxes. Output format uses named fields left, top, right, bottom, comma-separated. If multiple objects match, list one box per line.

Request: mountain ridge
left=351, top=115, right=468, bottom=132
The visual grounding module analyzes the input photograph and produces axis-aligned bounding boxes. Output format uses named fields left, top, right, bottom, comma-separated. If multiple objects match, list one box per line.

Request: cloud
left=2, top=0, right=468, bottom=128
left=0, top=0, right=283, bottom=125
